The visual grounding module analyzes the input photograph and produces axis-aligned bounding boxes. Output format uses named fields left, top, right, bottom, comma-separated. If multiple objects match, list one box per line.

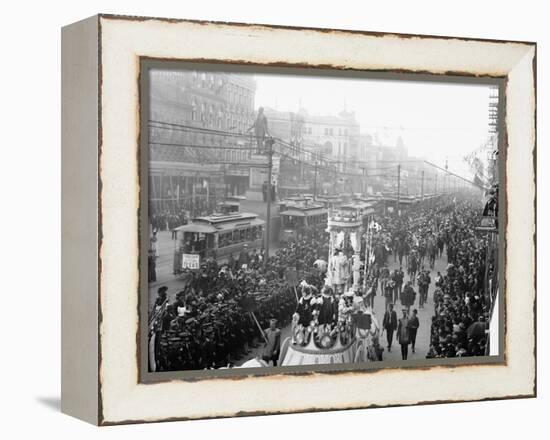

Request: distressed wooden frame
left=61, top=14, right=536, bottom=425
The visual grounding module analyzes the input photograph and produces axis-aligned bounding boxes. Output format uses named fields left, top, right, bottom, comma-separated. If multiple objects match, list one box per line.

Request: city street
left=233, top=252, right=447, bottom=365
left=148, top=230, right=194, bottom=309
left=149, top=229, right=282, bottom=308
left=151, top=227, right=447, bottom=363
left=372, top=254, right=445, bottom=361
left=143, top=67, right=499, bottom=372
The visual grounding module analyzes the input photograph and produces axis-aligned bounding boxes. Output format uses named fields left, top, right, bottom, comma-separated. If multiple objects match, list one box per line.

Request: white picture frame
left=61, top=14, right=536, bottom=425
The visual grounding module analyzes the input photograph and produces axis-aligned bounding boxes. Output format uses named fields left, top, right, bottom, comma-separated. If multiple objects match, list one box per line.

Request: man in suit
left=238, top=244, right=250, bottom=269
left=262, top=318, right=281, bottom=366
left=407, top=308, right=420, bottom=353
left=382, top=303, right=398, bottom=352
left=397, top=308, right=411, bottom=360
left=401, top=281, right=416, bottom=313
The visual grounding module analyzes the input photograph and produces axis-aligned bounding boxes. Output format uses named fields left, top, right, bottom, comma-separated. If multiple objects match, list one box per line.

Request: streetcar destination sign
left=181, top=254, right=200, bottom=270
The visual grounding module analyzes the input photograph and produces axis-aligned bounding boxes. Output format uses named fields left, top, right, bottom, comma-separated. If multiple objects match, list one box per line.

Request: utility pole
left=264, top=137, right=274, bottom=268
left=396, top=164, right=401, bottom=217
left=313, top=161, right=318, bottom=201
left=421, top=170, right=425, bottom=203
left=191, top=174, right=195, bottom=218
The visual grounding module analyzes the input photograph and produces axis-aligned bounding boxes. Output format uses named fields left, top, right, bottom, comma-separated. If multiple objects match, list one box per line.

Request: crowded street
left=148, top=194, right=498, bottom=371
left=145, top=68, right=500, bottom=372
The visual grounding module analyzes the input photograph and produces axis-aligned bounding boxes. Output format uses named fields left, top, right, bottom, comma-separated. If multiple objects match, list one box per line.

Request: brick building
left=148, top=69, right=257, bottom=215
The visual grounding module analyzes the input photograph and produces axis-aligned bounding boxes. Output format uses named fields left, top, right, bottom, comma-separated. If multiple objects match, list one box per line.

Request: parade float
left=278, top=204, right=382, bottom=366
left=148, top=198, right=384, bottom=372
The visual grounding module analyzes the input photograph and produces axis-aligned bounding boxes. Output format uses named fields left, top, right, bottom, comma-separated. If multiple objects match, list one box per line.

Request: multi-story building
left=301, top=110, right=360, bottom=166
left=356, top=133, right=410, bottom=194
left=148, top=69, right=257, bottom=215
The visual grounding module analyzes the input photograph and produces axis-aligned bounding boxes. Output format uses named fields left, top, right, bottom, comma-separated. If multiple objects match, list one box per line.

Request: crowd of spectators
left=362, top=197, right=493, bottom=359
left=150, top=234, right=329, bottom=371
left=150, top=195, right=494, bottom=370
left=426, top=202, right=492, bottom=358
left=150, top=195, right=219, bottom=233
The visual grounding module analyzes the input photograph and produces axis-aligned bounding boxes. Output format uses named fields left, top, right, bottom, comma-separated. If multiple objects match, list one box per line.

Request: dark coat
left=296, top=296, right=314, bottom=326
left=397, top=317, right=410, bottom=344
left=317, top=296, right=337, bottom=325
left=383, top=310, right=398, bottom=330
left=401, top=285, right=416, bottom=306
left=407, top=315, right=420, bottom=330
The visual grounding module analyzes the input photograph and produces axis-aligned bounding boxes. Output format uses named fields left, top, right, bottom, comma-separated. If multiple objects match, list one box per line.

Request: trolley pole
left=421, top=170, right=425, bottom=203
left=396, top=164, right=401, bottom=217
left=265, top=137, right=274, bottom=268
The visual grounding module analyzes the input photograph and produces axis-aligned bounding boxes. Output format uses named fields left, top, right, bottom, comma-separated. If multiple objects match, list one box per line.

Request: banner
left=181, top=253, right=200, bottom=270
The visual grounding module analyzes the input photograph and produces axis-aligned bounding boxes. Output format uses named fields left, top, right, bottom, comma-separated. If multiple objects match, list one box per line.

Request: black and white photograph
left=1, top=0, right=543, bottom=432
left=144, top=64, right=501, bottom=373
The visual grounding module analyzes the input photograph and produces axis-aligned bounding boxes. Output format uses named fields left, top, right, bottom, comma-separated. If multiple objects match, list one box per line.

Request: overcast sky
left=253, top=73, right=496, bottom=179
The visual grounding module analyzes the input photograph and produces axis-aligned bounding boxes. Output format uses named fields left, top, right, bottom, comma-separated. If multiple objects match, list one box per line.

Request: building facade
left=148, top=69, right=257, bottom=215
left=301, top=110, right=360, bottom=167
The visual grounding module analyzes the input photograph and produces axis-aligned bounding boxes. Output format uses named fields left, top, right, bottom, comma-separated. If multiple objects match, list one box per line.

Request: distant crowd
left=149, top=194, right=494, bottom=370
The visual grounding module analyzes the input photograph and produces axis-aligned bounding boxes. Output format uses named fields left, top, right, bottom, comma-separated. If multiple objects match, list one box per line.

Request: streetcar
left=216, top=200, right=240, bottom=214
left=316, top=194, right=344, bottom=211
left=172, top=212, right=265, bottom=275
left=215, top=195, right=246, bottom=214
left=339, top=201, right=376, bottom=228
left=279, top=204, right=328, bottom=242
left=278, top=195, right=311, bottom=213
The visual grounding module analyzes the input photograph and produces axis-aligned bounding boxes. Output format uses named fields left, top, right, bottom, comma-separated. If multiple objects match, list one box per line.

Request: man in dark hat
left=401, top=281, right=416, bottom=313
left=407, top=309, right=420, bottom=353
left=382, top=303, right=398, bottom=352
left=150, top=286, right=170, bottom=332
left=148, top=248, right=157, bottom=282
left=397, top=308, right=411, bottom=360
left=261, top=318, right=281, bottom=366
left=154, top=286, right=168, bottom=307
left=238, top=244, right=250, bottom=269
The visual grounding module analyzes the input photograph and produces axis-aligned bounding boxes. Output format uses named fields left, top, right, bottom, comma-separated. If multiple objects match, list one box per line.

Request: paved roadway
left=148, top=231, right=182, bottom=309
left=236, top=252, right=448, bottom=365
left=372, top=254, right=446, bottom=361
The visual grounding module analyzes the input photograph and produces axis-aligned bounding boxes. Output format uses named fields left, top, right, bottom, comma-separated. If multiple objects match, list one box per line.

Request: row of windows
left=321, top=127, right=349, bottom=136
left=189, top=71, right=254, bottom=109
left=219, top=149, right=250, bottom=163
left=217, top=226, right=263, bottom=248
left=188, top=102, right=251, bottom=132
left=285, top=125, right=354, bottom=137
left=282, top=213, right=327, bottom=228
left=152, top=70, right=254, bottom=109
